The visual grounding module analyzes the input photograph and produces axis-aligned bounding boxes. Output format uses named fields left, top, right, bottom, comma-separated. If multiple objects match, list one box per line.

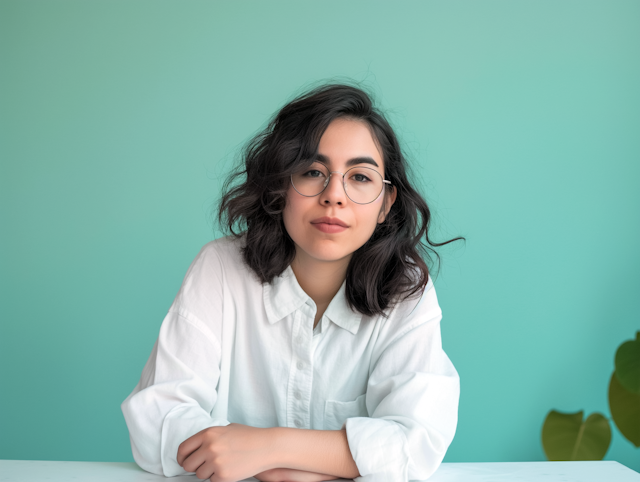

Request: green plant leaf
left=541, top=410, right=611, bottom=460
left=609, top=371, right=640, bottom=447
left=614, top=331, right=640, bottom=394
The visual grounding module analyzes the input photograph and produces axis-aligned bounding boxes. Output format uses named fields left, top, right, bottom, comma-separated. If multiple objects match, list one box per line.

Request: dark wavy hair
left=218, top=83, right=464, bottom=317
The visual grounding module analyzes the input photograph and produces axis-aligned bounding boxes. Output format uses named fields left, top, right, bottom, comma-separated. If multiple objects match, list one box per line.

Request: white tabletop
left=0, top=460, right=638, bottom=482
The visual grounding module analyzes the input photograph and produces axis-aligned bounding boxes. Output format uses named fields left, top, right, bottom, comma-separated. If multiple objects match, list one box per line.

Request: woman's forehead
left=317, top=118, right=384, bottom=169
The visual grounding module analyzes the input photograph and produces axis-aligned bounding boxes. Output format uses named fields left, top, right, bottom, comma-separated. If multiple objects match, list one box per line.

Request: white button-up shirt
left=121, top=236, right=459, bottom=482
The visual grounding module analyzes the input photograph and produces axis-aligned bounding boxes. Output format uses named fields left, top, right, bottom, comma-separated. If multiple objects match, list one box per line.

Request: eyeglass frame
left=290, top=165, right=392, bottom=205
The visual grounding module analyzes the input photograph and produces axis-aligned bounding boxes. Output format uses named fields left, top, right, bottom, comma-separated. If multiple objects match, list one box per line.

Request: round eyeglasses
left=291, top=162, right=391, bottom=204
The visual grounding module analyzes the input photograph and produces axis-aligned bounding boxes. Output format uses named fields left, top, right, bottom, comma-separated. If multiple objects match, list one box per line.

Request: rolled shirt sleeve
left=121, top=307, right=229, bottom=477
left=343, top=283, right=460, bottom=482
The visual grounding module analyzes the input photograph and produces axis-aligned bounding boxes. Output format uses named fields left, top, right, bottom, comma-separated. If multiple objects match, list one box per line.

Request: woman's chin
left=295, top=244, right=355, bottom=265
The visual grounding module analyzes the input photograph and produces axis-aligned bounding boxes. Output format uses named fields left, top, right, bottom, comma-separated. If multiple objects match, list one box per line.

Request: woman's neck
left=290, top=250, right=351, bottom=327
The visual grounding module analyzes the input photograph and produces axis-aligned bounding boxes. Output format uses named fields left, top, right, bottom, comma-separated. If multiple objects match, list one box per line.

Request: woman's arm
left=268, top=427, right=359, bottom=478
left=121, top=243, right=232, bottom=477
left=177, top=424, right=359, bottom=481
left=121, top=310, right=230, bottom=477
left=336, top=286, right=460, bottom=482
left=255, top=468, right=339, bottom=482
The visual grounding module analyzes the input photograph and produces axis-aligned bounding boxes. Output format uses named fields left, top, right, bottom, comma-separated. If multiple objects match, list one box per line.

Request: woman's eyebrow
left=316, top=153, right=380, bottom=168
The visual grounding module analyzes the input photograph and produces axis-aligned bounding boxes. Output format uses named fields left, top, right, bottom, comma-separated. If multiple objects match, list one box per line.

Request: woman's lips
left=310, top=217, right=349, bottom=233
left=312, top=223, right=347, bottom=233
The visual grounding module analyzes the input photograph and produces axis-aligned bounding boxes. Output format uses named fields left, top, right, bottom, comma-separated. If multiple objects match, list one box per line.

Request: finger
left=182, top=449, right=209, bottom=475
left=177, top=433, right=203, bottom=466
left=194, top=460, right=216, bottom=481
left=208, top=472, right=223, bottom=482
left=209, top=469, right=238, bottom=482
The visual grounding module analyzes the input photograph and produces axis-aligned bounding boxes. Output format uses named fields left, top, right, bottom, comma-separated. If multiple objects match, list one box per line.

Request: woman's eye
left=352, top=173, right=372, bottom=183
left=304, top=169, right=325, bottom=178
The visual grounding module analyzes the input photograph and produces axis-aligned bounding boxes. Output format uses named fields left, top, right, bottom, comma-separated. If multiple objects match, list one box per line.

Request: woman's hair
left=218, top=82, right=464, bottom=317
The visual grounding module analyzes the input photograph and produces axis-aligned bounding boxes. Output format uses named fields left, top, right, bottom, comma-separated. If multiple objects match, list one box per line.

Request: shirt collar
left=263, top=266, right=363, bottom=335
left=323, top=281, right=363, bottom=335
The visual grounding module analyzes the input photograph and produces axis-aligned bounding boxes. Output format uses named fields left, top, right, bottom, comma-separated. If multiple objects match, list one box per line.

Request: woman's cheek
left=282, top=196, right=307, bottom=245
left=361, top=205, right=383, bottom=236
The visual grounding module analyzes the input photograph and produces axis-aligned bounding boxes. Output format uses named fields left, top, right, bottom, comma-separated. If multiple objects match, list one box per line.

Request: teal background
left=1, top=0, right=639, bottom=472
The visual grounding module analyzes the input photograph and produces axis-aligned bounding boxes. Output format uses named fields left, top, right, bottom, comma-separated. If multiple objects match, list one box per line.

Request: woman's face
left=283, top=117, right=396, bottom=266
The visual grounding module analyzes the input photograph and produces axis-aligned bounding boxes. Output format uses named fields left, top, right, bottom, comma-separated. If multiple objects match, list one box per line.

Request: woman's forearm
left=255, top=468, right=339, bottom=482
left=265, top=427, right=360, bottom=479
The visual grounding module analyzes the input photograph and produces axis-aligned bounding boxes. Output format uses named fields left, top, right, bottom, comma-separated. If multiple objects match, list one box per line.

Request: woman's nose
left=319, top=172, right=347, bottom=205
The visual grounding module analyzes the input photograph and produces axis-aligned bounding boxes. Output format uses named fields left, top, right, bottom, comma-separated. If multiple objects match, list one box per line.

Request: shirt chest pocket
left=323, top=394, right=368, bottom=430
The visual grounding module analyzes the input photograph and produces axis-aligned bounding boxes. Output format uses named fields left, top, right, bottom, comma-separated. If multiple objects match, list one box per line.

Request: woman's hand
left=177, top=423, right=275, bottom=482
left=254, top=468, right=340, bottom=482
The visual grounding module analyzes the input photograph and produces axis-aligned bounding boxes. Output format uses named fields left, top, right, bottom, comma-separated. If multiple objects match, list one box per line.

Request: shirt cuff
left=344, top=417, right=409, bottom=482
left=161, top=405, right=230, bottom=477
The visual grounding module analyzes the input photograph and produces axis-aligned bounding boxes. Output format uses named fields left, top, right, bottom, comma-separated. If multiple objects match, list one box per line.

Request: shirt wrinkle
left=167, top=306, right=221, bottom=353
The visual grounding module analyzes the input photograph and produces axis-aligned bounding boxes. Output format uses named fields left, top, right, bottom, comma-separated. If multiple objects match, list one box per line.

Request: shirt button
left=296, top=361, right=304, bottom=370
left=294, top=419, right=302, bottom=428
left=294, top=391, right=301, bottom=400
left=296, top=336, right=303, bottom=344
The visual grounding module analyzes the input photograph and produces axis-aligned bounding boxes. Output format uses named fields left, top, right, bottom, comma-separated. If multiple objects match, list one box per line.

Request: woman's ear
left=377, top=186, right=397, bottom=224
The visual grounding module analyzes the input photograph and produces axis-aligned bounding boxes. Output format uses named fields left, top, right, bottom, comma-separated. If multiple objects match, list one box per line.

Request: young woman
left=121, top=83, right=463, bottom=482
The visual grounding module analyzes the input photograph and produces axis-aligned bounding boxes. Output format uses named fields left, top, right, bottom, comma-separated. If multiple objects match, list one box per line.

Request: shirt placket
left=286, top=304, right=314, bottom=429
